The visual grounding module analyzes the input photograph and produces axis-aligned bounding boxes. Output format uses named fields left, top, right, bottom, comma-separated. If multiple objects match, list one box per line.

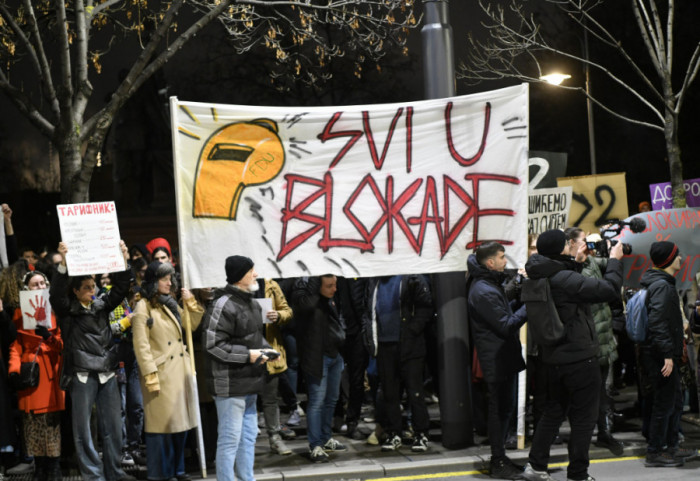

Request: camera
left=587, top=239, right=632, bottom=257
left=589, top=217, right=646, bottom=257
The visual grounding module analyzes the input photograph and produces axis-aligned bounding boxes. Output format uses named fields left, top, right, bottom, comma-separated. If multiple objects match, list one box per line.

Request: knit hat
left=536, top=229, right=567, bottom=257
left=143, top=261, right=175, bottom=285
left=649, top=241, right=679, bottom=269
left=225, top=255, right=254, bottom=284
left=146, top=237, right=172, bottom=258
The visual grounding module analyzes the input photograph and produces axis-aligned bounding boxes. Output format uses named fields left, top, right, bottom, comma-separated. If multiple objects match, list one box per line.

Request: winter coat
left=290, top=277, right=347, bottom=380
left=466, top=255, right=527, bottom=383
left=640, top=268, right=684, bottom=360
left=581, top=257, right=618, bottom=366
left=525, top=254, right=623, bottom=365
left=202, top=285, right=267, bottom=398
left=8, top=310, right=65, bottom=414
left=50, top=268, right=131, bottom=373
left=132, top=296, right=203, bottom=433
left=361, top=275, right=434, bottom=360
left=262, top=279, right=292, bottom=375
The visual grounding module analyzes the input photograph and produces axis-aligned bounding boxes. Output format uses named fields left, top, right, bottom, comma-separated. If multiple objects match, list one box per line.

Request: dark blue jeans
left=144, top=431, right=187, bottom=480
left=118, top=342, right=144, bottom=450
left=487, top=374, right=518, bottom=460
left=529, top=357, right=600, bottom=481
left=70, top=374, right=126, bottom=481
left=641, top=352, right=682, bottom=454
left=305, top=354, right=344, bottom=448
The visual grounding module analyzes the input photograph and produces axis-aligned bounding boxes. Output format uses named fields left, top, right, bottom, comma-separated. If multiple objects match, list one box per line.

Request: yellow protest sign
left=557, top=173, right=629, bottom=234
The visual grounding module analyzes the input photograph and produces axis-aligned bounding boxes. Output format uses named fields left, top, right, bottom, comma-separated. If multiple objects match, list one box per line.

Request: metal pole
left=584, top=28, right=596, bottom=174
left=421, top=0, right=473, bottom=449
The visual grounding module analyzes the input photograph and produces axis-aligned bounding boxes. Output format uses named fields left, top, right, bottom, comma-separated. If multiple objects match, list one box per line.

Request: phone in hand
left=261, top=349, right=280, bottom=360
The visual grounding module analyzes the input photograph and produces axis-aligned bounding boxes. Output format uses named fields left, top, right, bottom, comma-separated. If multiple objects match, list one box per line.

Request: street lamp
left=539, top=73, right=571, bottom=85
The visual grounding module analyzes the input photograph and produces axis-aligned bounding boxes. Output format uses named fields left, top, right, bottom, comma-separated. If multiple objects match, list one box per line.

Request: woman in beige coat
left=132, top=261, right=203, bottom=481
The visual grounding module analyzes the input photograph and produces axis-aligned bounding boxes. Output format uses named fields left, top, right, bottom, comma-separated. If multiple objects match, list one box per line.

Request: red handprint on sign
left=25, top=295, right=48, bottom=326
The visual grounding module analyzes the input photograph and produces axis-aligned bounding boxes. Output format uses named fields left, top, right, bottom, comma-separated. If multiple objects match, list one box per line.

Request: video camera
left=586, top=217, right=646, bottom=257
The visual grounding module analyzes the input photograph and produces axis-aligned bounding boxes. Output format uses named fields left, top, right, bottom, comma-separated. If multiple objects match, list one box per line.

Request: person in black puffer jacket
left=638, top=241, right=689, bottom=468
left=522, top=229, right=623, bottom=481
left=49, top=240, right=135, bottom=481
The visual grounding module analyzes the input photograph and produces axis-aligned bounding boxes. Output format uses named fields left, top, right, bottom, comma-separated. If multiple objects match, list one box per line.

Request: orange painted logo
left=193, top=119, right=285, bottom=219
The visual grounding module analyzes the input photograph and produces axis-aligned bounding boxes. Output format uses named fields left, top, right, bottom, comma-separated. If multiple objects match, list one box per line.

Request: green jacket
left=582, top=256, right=618, bottom=365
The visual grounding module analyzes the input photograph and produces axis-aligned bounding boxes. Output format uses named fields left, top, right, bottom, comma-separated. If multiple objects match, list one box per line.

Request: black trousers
left=376, top=342, right=430, bottom=435
left=338, top=332, right=369, bottom=425
left=529, top=357, right=600, bottom=481
left=640, top=352, right=682, bottom=454
left=486, top=374, right=518, bottom=460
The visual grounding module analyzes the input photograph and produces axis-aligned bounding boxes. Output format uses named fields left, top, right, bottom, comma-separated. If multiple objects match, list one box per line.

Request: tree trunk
left=664, top=107, right=686, bottom=208
left=57, top=131, right=87, bottom=204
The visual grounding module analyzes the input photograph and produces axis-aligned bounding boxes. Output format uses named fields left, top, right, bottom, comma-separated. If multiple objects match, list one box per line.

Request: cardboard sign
left=19, top=289, right=52, bottom=330
left=528, top=151, right=567, bottom=189
left=171, top=85, right=530, bottom=288
left=528, top=186, right=572, bottom=235
left=614, top=207, right=700, bottom=290
left=56, top=201, right=125, bottom=275
left=649, top=177, right=700, bottom=210
left=557, top=173, right=629, bottom=234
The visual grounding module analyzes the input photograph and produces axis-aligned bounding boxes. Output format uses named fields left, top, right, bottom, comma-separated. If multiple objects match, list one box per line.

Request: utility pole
left=421, top=0, right=473, bottom=449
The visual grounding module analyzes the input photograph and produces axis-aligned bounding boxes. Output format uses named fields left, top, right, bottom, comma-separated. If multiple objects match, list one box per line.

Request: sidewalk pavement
left=206, top=387, right=700, bottom=480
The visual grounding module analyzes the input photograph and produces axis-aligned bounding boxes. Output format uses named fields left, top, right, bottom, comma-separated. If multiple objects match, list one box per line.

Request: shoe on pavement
left=522, top=463, right=555, bottom=481
left=309, top=445, right=329, bottom=463
left=411, top=433, right=429, bottom=453
left=381, top=434, right=402, bottom=452
left=121, top=452, right=135, bottom=466
left=323, top=438, right=347, bottom=452
left=595, top=433, right=624, bottom=456
left=7, top=460, right=35, bottom=475
left=644, top=451, right=683, bottom=467
left=279, top=425, right=297, bottom=440
left=489, top=457, right=524, bottom=480
left=670, top=446, right=698, bottom=460
left=567, top=477, right=595, bottom=481
left=286, top=410, right=301, bottom=426
left=270, top=434, right=292, bottom=455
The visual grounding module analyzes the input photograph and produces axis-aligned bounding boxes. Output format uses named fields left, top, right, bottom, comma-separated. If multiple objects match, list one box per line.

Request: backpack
left=521, top=277, right=565, bottom=346
left=625, top=288, right=649, bottom=343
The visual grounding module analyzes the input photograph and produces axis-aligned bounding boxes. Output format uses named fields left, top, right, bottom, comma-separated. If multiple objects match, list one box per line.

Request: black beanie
left=649, top=241, right=679, bottom=269
left=225, top=255, right=254, bottom=284
left=536, top=229, right=567, bottom=257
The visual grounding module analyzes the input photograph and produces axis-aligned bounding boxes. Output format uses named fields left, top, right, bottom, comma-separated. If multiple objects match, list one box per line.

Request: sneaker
left=287, top=410, right=302, bottom=426
left=279, top=425, right=297, bottom=440
left=381, top=434, right=402, bottom=452
left=644, top=451, right=683, bottom=467
left=595, top=433, right=624, bottom=456
left=411, top=433, right=429, bottom=452
left=670, top=446, right=698, bottom=460
left=567, top=477, right=595, bottom=481
left=490, top=457, right=524, bottom=480
left=309, top=445, right=329, bottom=463
left=7, top=460, right=35, bottom=475
left=522, top=463, right=555, bottom=481
left=121, top=452, right=135, bottom=466
left=270, top=434, right=292, bottom=456
left=323, top=438, right=347, bottom=452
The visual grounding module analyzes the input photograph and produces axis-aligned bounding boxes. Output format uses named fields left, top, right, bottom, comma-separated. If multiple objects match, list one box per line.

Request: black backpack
left=521, top=277, right=565, bottom=346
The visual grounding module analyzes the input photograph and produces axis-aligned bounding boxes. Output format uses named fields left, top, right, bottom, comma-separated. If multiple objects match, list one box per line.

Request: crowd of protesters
left=0, top=200, right=699, bottom=481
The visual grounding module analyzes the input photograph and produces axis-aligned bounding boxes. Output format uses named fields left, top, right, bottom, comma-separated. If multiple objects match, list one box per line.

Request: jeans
left=213, top=394, right=258, bottom=481
left=118, top=343, right=144, bottom=450
left=487, top=374, right=518, bottom=460
left=305, top=354, right=344, bottom=449
left=529, top=357, right=600, bottom=481
left=640, top=352, right=682, bottom=453
left=144, top=431, right=187, bottom=480
left=70, top=374, right=126, bottom=481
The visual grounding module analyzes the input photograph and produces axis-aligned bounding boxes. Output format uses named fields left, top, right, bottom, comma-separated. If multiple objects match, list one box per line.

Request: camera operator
left=563, top=228, right=625, bottom=456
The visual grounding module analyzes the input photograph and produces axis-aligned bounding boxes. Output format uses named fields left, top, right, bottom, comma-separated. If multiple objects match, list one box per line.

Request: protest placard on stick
left=56, top=201, right=125, bottom=275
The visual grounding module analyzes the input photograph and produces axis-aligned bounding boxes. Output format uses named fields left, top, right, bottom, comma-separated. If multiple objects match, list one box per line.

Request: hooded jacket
left=466, top=255, right=527, bottom=382
left=525, top=253, right=623, bottom=365
left=639, top=268, right=684, bottom=360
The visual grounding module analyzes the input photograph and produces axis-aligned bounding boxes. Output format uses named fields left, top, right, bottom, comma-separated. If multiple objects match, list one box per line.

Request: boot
left=595, top=415, right=624, bottom=456
left=46, top=456, right=63, bottom=481
left=32, top=456, right=45, bottom=481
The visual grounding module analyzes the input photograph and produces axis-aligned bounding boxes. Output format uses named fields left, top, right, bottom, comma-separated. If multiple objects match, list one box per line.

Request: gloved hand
left=35, top=325, right=51, bottom=340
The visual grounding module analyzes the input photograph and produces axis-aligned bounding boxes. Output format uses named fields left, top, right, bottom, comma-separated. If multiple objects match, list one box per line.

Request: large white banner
left=171, top=85, right=529, bottom=288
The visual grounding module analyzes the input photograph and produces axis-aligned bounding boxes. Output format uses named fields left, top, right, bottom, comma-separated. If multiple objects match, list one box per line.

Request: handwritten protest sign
left=528, top=187, right=572, bottom=235
left=614, top=207, right=700, bottom=290
left=649, top=177, right=700, bottom=210
left=557, top=173, right=629, bottom=234
left=56, top=201, right=125, bottom=275
left=528, top=151, right=567, bottom=189
left=20, top=289, right=52, bottom=330
left=171, top=85, right=530, bottom=288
